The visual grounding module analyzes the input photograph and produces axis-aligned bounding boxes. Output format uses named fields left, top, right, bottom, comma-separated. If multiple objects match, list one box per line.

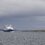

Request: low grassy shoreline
left=21, top=30, right=45, bottom=32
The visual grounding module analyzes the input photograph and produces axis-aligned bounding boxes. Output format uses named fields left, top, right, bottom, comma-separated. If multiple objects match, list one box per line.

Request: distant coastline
left=21, top=30, right=45, bottom=32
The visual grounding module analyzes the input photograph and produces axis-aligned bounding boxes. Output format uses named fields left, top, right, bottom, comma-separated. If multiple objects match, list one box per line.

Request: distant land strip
left=21, top=30, right=45, bottom=32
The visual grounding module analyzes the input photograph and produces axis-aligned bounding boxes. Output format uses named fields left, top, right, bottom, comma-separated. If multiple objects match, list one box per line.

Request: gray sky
left=0, top=0, right=45, bottom=30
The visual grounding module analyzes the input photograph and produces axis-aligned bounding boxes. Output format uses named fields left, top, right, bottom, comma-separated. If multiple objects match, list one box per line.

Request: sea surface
left=0, top=31, right=45, bottom=45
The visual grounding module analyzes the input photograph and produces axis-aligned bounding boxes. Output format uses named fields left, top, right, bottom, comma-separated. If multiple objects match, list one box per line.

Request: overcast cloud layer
left=0, top=0, right=45, bottom=30
left=0, top=0, right=45, bottom=16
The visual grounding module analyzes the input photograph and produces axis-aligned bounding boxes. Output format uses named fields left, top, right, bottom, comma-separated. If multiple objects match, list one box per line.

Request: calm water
left=0, top=31, right=45, bottom=45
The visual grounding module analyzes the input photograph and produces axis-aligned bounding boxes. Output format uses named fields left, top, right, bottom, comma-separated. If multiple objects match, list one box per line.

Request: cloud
left=0, top=0, right=45, bottom=16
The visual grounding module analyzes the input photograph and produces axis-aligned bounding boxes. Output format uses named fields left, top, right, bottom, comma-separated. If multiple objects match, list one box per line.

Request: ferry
left=3, top=24, right=14, bottom=32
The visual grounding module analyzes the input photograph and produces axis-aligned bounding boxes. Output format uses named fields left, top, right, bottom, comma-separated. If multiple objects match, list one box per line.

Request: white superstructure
left=4, top=24, right=14, bottom=30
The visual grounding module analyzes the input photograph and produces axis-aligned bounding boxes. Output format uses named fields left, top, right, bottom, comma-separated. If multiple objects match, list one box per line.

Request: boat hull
left=3, top=29, right=14, bottom=32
